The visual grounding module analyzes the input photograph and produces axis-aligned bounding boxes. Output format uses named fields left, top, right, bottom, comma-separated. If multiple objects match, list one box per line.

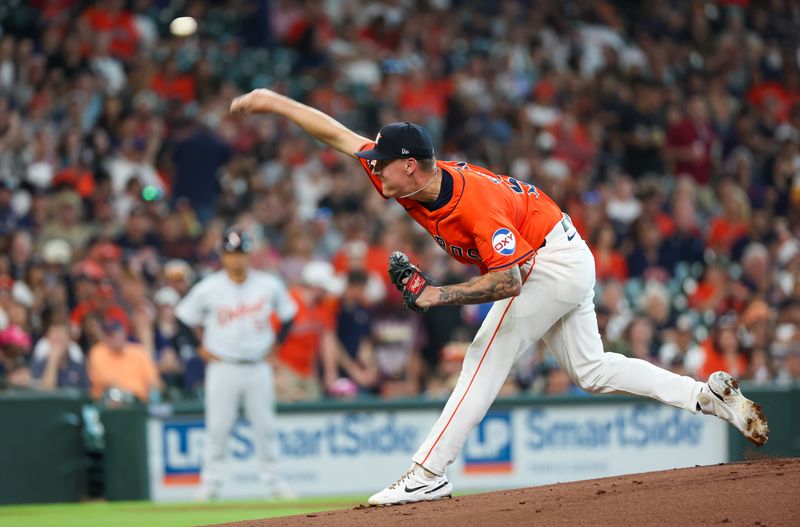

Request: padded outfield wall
left=0, top=386, right=797, bottom=504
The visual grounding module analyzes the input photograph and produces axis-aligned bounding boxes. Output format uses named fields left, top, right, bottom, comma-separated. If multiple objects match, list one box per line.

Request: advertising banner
left=148, top=402, right=728, bottom=501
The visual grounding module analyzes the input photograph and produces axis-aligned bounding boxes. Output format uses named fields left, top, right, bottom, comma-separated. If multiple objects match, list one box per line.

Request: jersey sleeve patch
left=473, top=212, right=535, bottom=272
left=491, top=228, right=516, bottom=255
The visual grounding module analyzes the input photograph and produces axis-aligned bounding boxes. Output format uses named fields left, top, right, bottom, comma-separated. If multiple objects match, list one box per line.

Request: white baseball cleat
left=697, top=371, right=769, bottom=447
left=368, top=465, right=453, bottom=506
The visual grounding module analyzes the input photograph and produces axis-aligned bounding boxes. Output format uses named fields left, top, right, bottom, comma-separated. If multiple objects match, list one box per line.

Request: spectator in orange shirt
left=707, top=180, right=750, bottom=256
left=150, top=59, right=196, bottom=104
left=71, top=280, right=130, bottom=337
left=688, top=264, right=735, bottom=315
left=87, top=318, right=159, bottom=402
left=274, top=261, right=342, bottom=401
left=591, top=224, right=627, bottom=282
left=699, top=316, right=747, bottom=381
left=81, top=0, right=139, bottom=61
left=638, top=182, right=675, bottom=238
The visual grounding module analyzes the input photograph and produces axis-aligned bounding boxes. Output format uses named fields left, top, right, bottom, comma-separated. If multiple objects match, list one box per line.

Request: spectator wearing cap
left=274, top=261, right=342, bottom=401
left=31, top=321, right=88, bottom=391
left=87, top=318, right=160, bottom=402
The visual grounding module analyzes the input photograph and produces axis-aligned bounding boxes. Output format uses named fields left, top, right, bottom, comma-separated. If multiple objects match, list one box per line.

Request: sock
left=415, top=463, right=439, bottom=480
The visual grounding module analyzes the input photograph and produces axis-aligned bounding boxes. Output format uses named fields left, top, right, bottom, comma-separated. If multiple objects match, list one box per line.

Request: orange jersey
left=275, top=288, right=337, bottom=377
left=357, top=143, right=563, bottom=273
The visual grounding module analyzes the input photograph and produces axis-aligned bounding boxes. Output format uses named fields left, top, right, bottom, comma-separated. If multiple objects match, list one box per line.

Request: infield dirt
left=208, top=457, right=800, bottom=527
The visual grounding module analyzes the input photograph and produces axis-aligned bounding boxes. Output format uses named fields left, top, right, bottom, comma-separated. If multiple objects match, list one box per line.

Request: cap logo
left=375, top=132, right=382, bottom=144
left=401, top=148, right=410, bottom=155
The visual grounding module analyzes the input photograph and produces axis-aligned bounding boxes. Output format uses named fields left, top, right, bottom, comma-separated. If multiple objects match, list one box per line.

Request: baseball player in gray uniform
left=176, top=227, right=298, bottom=501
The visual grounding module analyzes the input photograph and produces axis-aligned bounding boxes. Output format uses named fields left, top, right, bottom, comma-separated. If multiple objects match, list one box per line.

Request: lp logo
left=464, top=412, right=512, bottom=469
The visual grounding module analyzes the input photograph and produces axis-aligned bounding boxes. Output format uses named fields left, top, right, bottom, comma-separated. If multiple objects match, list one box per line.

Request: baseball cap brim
left=354, top=148, right=397, bottom=161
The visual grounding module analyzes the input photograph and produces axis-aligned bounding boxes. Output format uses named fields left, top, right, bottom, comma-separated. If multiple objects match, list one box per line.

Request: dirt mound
left=212, top=458, right=800, bottom=527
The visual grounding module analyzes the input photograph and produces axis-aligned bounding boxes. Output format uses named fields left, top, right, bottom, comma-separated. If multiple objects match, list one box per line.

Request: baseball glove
left=388, top=251, right=432, bottom=313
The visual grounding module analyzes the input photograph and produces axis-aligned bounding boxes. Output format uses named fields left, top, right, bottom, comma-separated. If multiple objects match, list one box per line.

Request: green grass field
left=0, top=497, right=364, bottom=527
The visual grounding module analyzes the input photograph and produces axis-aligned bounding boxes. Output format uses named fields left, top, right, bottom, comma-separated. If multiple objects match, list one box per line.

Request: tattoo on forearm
left=437, top=267, right=522, bottom=305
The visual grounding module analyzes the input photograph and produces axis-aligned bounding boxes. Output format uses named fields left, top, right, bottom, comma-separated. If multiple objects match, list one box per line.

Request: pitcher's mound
left=212, top=458, right=800, bottom=527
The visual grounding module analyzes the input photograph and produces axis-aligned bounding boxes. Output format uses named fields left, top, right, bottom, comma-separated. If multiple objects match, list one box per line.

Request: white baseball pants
left=202, top=361, right=281, bottom=491
left=413, top=217, right=705, bottom=475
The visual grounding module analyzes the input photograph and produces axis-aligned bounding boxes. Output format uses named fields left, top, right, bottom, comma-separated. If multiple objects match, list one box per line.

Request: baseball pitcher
left=230, top=89, right=769, bottom=506
left=176, top=227, right=298, bottom=500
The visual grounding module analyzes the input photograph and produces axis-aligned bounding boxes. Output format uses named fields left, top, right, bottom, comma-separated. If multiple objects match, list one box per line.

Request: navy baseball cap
left=221, top=227, right=253, bottom=253
left=355, top=122, right=434, bottom=161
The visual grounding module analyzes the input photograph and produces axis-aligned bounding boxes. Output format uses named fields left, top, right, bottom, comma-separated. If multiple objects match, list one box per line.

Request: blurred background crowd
left=0, top=0, right=799, bottom=404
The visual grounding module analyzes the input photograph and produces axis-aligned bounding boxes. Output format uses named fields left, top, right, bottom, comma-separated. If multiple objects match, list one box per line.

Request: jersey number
left=488, top=175, right=540, bottom=198
left=454, top=162, right=540, bottom=198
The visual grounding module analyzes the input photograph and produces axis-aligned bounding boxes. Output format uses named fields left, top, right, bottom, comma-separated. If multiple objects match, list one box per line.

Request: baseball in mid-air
left=170, top=16, right=197, bottom=37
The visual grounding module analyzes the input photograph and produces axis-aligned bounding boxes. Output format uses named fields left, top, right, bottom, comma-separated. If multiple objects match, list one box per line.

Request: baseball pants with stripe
left=413, top=218, right=705, bottom=476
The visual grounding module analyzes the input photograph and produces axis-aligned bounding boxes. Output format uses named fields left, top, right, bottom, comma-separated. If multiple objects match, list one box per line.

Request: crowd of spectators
left=0, top=0, right=799, bottom=404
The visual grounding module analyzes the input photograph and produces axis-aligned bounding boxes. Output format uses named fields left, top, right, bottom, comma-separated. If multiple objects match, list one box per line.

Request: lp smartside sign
left=147, top=401, right=727, bottom=501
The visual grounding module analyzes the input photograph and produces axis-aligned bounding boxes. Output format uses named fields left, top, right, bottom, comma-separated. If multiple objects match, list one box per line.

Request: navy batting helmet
left=221, top=227, right=253, bottom=253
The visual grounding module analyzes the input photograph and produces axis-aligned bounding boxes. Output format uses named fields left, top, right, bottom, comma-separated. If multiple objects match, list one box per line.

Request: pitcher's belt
left=538, top=213, right=573, bottom=249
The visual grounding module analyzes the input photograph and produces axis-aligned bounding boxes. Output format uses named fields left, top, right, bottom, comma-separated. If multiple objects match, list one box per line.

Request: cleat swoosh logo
left=425, top=481, right=450, bottom=494
left=405, top=484, right=427, bottom=493
left=567, top=232, right=576, bottom=241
